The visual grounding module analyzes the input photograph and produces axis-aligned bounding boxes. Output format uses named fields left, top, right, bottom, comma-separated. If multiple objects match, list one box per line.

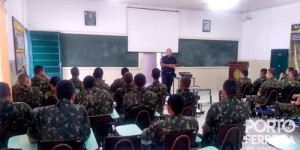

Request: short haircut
left=0, top=82, right=10, bottom=99
left=180, top=76, right=191, bottom=88
left=260, top=68, right=267, bottom=75
left=50, top=76, right=61, bottom=87
left=83, top=76, right=95, bottom=89
left=18, top=74, right=30, bottom=84
left=152, top=68, right=161, bottom=79
left=93, top=67, right=103, bottom=79
left=223, top=79, right=237, bottom=98
left=34, top=65, right=44, bottom=75
left=56, top=80, right=75, bottom=100
left=268, top=68, right=276, bottom=76
left=121, top=67, right=129, bottom=76
left=167, top=94, right=184, bottom=115
left=134, top=73, right=146, bottom=87
left=242, top=70, right=248, bottom=77
left=288, top=67, right=295, bottom=72
left=124, top=72, right=133, bottom=84
left=290, top=70, right=298, bottom=78
left=71, top=67, right=79, bottom=77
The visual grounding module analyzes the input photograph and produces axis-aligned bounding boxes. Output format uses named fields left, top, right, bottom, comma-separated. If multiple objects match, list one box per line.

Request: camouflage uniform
left=12, top=84, right=43, bottom=109
left=69, top=77, right=83, bottom=91
left=246, top=77, right=281, bottom=113
left=75, top=87, right=114, bottom=116
left=274, top=97, right=300, bottom=117
left=0, top=100, right=14, bottom=125
left=280, top=76, right=288, bottom=87
left=31, top=76, right=50, bottom=94
left=177, top=89, right=197, bottom=106
left=141, top=114, right=198, bottom=149
left=27, top=99, right=91, bottom=141
left=113, top=84, right=135, bottom=113
left=147, top=81, right=168, bottom=114
left=95, top=78, right=110, bottom=92
left=42, top=90, right=57, bottom=106
left=236, top=77, right=252, bottom=98
left=121, top=88, right=157, bottom=115
left=12, top=102, right=33, bottom=124
left=281, top=78, right=300, bottom=89
left=202, top=97, right=250, bottom=149
left=110, top=78, right=124, bottom=93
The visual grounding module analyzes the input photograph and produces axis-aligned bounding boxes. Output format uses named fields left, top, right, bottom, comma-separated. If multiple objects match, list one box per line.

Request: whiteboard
left=127, top=8, right=179, bottom=53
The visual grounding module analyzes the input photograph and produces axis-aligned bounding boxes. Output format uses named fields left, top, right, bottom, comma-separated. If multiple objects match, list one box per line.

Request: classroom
left=1, top=0, right=300, bottom=150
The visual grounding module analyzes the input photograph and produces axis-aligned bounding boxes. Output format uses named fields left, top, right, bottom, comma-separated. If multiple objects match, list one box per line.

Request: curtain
left=0, top=0, right=11, bottom=87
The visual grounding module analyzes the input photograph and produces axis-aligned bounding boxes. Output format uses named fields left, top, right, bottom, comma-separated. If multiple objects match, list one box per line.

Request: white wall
left=241, top=2, right=300, bottom=61
left=6, top=0, right=28, bottom=84
left=26, top=0, right=243, bottom=89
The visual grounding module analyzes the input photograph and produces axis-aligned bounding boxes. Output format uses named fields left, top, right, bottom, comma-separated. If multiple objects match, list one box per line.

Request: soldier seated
left=236, top=70, right=252, bottom=99
left=31, top=65, right=50, bottom=94
left=202, top=79, right=250, bottom=149
left=147, top=68, right=168, bottom=114
left=141, top=94, right=198, bottom=150
left=42, top=76, right=61, bottom=106
left=110, top=67, right=129, bottom=93
left=177, top=76, right=197, bottom=107
left=12, top=74, right=43, bottom=109
left=252, top=68, right=267, bottom=94
left=69, top=67, right=83, bottom=91
left=27, top=80, right=91, bottom=143
left=121, top=73, right=157, bottom=119
left=75, top=75, right=114, bottom=116
left=281, top=70, right=300, bottom=89
left=93, top=67, right=110, bottom=92
left=114, top=72, right=135, bottom=113
left=275, top=94, right=300, bottom=118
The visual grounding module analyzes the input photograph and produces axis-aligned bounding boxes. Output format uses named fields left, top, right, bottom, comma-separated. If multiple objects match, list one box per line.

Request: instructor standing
left=160, top=48, right=176, bottom=95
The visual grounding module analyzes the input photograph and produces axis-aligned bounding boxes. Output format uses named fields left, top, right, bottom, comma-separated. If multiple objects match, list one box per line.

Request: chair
left=38, top=139, right=84, bottom=150
left=279, top=86, right=297, bottom=103
left=124, top=106, right=154, bottom=130
left=104, top=135, right=141, bottom=150
left=164, top=130, right=197, bottom=150
left=255, top=88, right=280, bottom=118
left=181, top=105, right=196, bottom=117
left=217, top=123, right=245, bottom=150
left=157, top=96, right=166, bottom=113
left=251, top=83, right=262, bottom=95
left=238, top=84, right=252, bottom=100
left=89, top=114, right=114, bottom=146
left=0, top=123, right=29, bottom=148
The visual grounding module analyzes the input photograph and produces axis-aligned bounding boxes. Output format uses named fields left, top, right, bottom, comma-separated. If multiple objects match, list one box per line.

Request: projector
left=179, top=72, right=193, bottom=78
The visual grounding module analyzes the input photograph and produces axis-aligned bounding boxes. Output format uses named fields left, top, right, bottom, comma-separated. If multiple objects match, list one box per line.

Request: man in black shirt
left=160, top=48, right=177, bottom=95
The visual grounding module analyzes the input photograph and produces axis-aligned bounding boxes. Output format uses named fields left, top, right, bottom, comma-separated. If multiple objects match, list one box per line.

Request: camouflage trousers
left=274, top=102, right=300, bottom=117
left=246, top=95, right=266, bottom=112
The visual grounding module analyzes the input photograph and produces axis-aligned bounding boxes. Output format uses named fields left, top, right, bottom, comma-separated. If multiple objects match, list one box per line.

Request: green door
left=29, top=31, right=62, bottom=78
left=270, top=49, right=289, bottom=79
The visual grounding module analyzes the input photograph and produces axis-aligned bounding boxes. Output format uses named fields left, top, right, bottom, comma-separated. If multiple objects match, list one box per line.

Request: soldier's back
left=42, top=90, right=57, bottom=106
left=114, top=85, right=135, bottom=112
left=147, top=81, right=168, bottom=98
left=31, top=99, right=90, bottom=141
left=0, top=100, right=14, bottom=125
left=31, top=76, right=50, bottom=93
left=178, top=89, right=197, bottom=106
left=95, top=78, right=110, bottom=92
left=69, top=77, right=83, bottom=90
left=12, top=84, right=42, bottom=108
left=12, top=102, right=32, bottom=124
left=110, top=78, right=124, bottom=93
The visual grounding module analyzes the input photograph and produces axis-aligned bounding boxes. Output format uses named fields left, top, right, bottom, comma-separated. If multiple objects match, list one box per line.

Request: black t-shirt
left=160, top=55, right=176, bottom=73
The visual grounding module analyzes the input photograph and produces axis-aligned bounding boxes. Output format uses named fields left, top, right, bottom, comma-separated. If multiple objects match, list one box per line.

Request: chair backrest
left=89, top=114, right=113, bottom=144
left=125, top=106, right=154, bottom=129
left=113, top=139, right=135, bottom=150
left=157, top=96, right=166, bottom=108
left=104, top=135, right=141, bottom=150
left=38, top=139, right=84, bottom=150
left=181, top=105, right=196, bottom=117
left=218, top=123, right=245, bottom=150
left=240, top=84, right=252, bottom=99
left=252, top=83, right=262, bottom=95
left=281, top=86, right=297, bottom=103
left=134, top=110, right=151, bottom=130
left=164, top=130, right=196, bottom=150
left=263, top=88, right=280, bottom=106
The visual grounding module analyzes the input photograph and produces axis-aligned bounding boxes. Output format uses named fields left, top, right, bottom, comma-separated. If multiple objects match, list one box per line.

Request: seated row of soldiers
left=235, top=67, right=300, bottom=118
left=0, top=77, right=249, bottom=149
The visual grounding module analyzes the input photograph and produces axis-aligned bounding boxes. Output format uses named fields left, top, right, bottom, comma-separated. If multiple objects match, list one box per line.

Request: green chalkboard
left=173, top=39, right=238, bottom=67
left=61, top=34, right=138, bottom=67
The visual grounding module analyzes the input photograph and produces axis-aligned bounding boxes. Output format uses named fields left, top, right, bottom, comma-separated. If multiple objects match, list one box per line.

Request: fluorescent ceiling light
left=207, top=0, right=238, bottom=11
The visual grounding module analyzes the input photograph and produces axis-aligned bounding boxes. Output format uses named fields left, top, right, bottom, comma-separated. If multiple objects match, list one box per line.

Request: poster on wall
left=12, top=16, right=26, bottom=74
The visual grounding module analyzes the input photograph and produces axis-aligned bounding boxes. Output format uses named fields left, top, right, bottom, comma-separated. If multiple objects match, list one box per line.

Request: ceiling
left=101, top=0, right=300, bottom=13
